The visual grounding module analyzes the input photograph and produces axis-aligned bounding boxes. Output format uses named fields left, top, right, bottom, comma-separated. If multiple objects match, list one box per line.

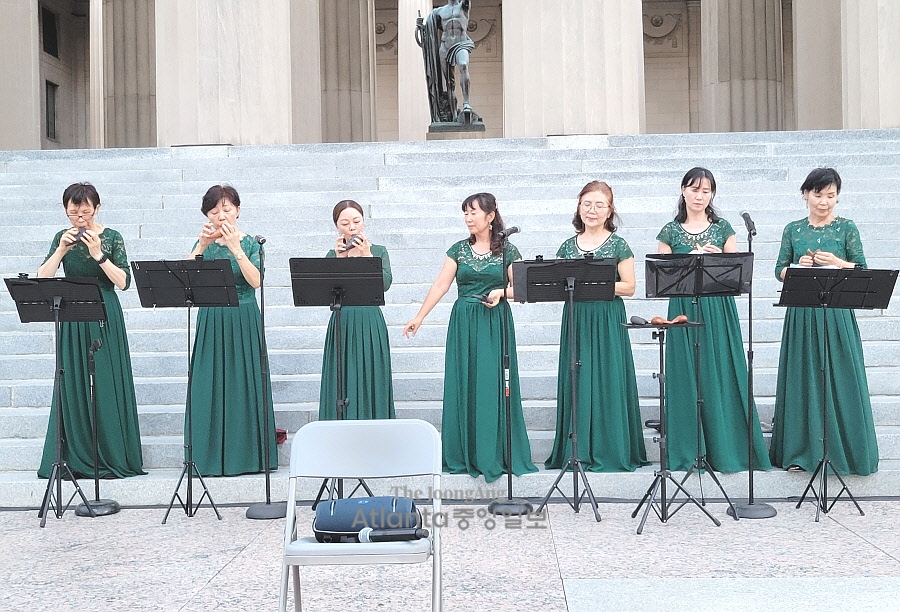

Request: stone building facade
left=1, top=0, right=898, bottom=150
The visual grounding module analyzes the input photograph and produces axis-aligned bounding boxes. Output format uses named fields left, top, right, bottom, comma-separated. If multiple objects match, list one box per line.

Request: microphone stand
left=76, top=338, right=120, bottom=517
left=247, top=236, right=287, bottom=519
left=488, top=229, right=532, bottom=517
left=728, top=218, right=776, bottom=519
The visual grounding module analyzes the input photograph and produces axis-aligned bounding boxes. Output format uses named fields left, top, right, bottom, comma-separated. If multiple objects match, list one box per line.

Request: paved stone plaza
left=2, top=497, right=899, bottom=611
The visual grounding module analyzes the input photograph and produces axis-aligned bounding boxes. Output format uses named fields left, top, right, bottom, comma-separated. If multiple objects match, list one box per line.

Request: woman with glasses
left=35, top=182, right=145, bottom=479
left=656, top=167, right=770, bottom=473
left=545, top=181, right=649, bottom=472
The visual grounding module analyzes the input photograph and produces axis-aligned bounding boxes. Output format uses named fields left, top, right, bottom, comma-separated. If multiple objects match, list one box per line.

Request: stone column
left=90, top=0, right=105, bottom=148
left=397, top=0, right=432, bottom=141
left=686, top=0, right=701, bottom=132
left=502, top=0, right=645, bottom=137
left=699, top=0, right=784, bottom=132
left=791, top=0, right=841, bottom=130
left=319, top=0, right=377, bottom=142
left=155, top=0, right=293, bottom=146
left=840, top=0, right=900, bottom=129
left=290, top=0, right=323, bottom=143
left=0, top=0, right=41, bottom=149
left=103, top=0, right=156, bottom=148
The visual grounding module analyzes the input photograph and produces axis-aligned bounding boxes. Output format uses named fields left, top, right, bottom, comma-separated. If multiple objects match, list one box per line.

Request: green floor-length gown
left=187, top=236, right=277, bottom=476
left=319, top=245, right=395, bottom=420
left=545, top=234, right=649, bottom=472
left=656, top=220, right=771, bottom=473
left=442, top=239, right=537, bottom=482
left=770, top=217, right=878, bottom=475
left=38, top=228, right=145, bottom=479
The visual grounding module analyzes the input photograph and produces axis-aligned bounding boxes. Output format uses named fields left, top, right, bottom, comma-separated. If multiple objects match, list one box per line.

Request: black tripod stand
left=627, top=320, right=719, bottom=533
left=131, top=259, right=239, bottom=523
left=646, top=253, right=753, bottom=519
left=515, top=256, right=616, bottom=521
left=778, top=267, right=897, bottom=521
left=5, top=276, right=104, bottom=527
left=290, top=257, right=385, bottom=509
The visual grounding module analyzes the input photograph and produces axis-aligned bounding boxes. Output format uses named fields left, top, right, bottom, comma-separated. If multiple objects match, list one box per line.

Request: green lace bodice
left=775, top=217, right=866, bottom=280
left=556, top=234, right=633, bottom=282
left=196, top=235, right=261, bottom=301
left=447, top=239, right=521, bottom=297
left=325, top=244, right=393, bottom=292
left=44, top=227, right=131, bottom=291
left=656, top=219, right=736, bottom=254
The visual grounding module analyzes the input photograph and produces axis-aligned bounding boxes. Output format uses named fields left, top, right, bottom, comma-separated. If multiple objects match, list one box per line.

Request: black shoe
left=644, top=419, right=661, bottom=432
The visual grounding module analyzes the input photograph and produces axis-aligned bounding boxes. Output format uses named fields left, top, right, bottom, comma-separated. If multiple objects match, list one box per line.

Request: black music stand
left=778, top=266, right=897, bottom=521
left=626, top=320, right=720, bottom=534
left=515, top=256, right=616, bottom=522
left=5, top=276, right=105, bottom=527
left=646, top=253, right=754, bottom=520
left=289, top=257, right=384, bottom=508
left=131, top=259, right=239, bottom=523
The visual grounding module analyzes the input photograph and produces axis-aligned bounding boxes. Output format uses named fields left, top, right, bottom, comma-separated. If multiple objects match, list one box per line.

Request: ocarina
left=650, top=316, right=667, bottom=325
left=671, top=314, right=688, bottom=324
left=208, top=227, right=223, bottom=239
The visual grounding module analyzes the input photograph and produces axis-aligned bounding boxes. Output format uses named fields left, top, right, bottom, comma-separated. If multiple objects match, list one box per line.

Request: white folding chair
left=279, top=419, right=442, bottom=611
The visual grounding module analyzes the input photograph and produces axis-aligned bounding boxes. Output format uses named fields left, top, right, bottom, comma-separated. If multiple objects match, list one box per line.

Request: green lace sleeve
left=656, top=223, right=673, bottom=246
left=378, top=246, right=393, bottom=291
left=107, top=229, right=132, bottom=290
left=246, top=237, right=261, bottom=271
left=844, top=220, right=867, bottom=268
left=506, top=242, right=522, bottom=261
left=615, top=235, right=634, bottom=261
left=43, top=230, right=65, bottom=266
left=774, top=223, right=795, bottom=280
left=446, top=240, right=462, bottom=262
left=720, top=219, right=736, bottom=240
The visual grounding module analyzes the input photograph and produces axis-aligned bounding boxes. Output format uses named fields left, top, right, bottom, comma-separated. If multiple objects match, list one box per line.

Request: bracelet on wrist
left=94, top=253, right=109, bottom=265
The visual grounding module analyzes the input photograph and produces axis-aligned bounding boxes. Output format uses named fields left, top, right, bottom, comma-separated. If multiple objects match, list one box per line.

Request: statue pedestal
left=426, top=122, right=486, bottom=140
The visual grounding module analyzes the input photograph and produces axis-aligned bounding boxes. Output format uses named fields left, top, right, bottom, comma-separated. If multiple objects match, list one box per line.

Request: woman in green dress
left=770, top=167, right=878, bottom=475
left=36, top=182, right=145, bottom=479
left=187, top=185, right=277, bottom=476
left=319, top=200, right=395, bottom=420
left=656, top=167, right=770, bottom=473
left=403, top=193, right=537, bottom=482
left=545, top=181, right=649, bottom=472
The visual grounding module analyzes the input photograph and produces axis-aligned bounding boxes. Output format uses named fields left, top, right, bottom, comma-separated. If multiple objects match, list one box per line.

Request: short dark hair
left=62, top=182, right=100, bottom=209
left=800, top=167, right=842, bottom=194
left=201, top=185, right=240, bottom=215
left=462, top=192, right=505, bottom=256
left=332, top=199, right=364, bottom=224
left=572, top=180, right=618, bottom=234
left=675, top=167, right=720, bottom=223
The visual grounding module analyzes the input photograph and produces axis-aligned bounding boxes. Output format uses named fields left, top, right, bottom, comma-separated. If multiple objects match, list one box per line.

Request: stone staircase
left=2, top=129, right=900, bottom=507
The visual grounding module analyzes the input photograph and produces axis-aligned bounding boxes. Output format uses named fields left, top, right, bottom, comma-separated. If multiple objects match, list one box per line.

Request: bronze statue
left=416, top=0, right=483, bottom=127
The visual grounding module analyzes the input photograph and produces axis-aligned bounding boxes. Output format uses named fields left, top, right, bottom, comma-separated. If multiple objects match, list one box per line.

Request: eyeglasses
left=66, top=211, right=95, bottom=220
left=579, top=202, right=609, bottom=211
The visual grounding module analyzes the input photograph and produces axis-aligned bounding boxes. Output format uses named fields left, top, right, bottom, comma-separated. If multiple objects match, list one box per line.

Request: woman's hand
left=695, top=242, right=722, bottom=254
left=402, top=318, right=423, bottom=338
left=59, top=227, right=82, bottom=251
left=82, top=229, right=104, bottom=260
left=812, top=249, right=847, bottom=268
left=336, top=233, right=371, bottom=257
left=485, top=288, right=505, bottom=308
left=219, top=221, right=243, bottom=254
left=198, top=222, right=219, bottom=250
left=798, top=249, right=816, bottom=267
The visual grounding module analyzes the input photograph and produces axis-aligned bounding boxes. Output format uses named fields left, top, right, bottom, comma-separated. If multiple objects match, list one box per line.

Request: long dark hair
left=573, top=180, right=618, bottom=233
left=675, top=167, right=720, bottom=223
left=462, top=192, right=505, bottom=256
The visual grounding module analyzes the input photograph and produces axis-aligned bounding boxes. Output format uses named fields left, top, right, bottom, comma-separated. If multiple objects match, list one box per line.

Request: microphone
left=630, top=316, right=648, bottom=325
left=88, top=338, right=102, bottom=356
left=497, top=226, right=520, bottom=239
left=358, top=527, right=430, bottom=543
left=339, top=234, right=363, bottom=253
left=740, top=211, right=757, bottom=237
left=254, top=235, right=266, bottom=245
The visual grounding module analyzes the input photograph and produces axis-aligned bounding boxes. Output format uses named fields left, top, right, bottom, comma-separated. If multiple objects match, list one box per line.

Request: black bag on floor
left=313, top=496, right=421, bottom=543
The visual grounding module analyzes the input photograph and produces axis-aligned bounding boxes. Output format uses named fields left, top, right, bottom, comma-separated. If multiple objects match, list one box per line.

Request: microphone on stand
left=497, top=226, right=520, bottom=239
left=358, top=527, right=430, bottom=543
left=740, top=211, right=757, bottom=237
left=254, top=235, right=266, bottom=245
left=339, top=235, right=363, bottom=253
